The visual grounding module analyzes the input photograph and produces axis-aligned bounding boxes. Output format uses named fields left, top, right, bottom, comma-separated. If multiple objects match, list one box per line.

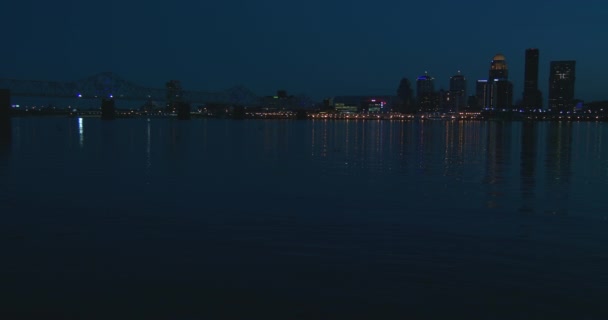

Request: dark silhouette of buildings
left=521, top=48, right=543, bottom=110
left=101, top=98, right=116, bottom=120
left=260, top=90, right=305, bottom=110
left=449, top=72, right=467, bottom=112
left=396, top=78, right=415, bottom=113
left=320, top=98, right=332, bottom=111
left=548, top=61, right=576, bottom=112
left=140, top=98, right=158, bottom=114
left=467, top=95, right=479, bottom=111
left=166, top=80, right=183, bottom=113
left=439, top=89, right=448, bottom=112
left=277, top=90, right=288, bottom=99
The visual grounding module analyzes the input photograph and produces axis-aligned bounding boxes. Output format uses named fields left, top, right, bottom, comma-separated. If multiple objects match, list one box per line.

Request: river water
left=1, top=118, right=607, bottom=319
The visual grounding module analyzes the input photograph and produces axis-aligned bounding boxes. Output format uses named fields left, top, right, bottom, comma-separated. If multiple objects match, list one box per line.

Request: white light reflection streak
left=78, top=118, right=84, bottom=147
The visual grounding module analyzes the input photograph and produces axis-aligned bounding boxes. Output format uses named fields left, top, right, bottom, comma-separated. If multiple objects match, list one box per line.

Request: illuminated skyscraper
left=487, top=54, right=513, bottom=109
left=522, top=48, right=542, bottom=109
left=489, top=54, right=508, bottom=81
left=548, top=61, right=576, bottom=111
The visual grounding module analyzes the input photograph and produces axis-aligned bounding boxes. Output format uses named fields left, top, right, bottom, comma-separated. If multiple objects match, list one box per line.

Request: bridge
left=0, top=72, right=260, bottom=106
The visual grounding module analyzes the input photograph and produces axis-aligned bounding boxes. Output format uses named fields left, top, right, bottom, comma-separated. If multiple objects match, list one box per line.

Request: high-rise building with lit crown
left=522, top=48, right=542, bottom=109
left=548, top=61, right=576, bottom=112
left=489, top=54, right=508, bottom=81
left=486, top=53, right=513, bottom=109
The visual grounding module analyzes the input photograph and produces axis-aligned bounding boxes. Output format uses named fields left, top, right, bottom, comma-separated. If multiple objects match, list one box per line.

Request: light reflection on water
left=304, top=119, right=592, bottom=215
left=78, top=117, right=84, bottom=147
left=1, top=118, right=608, bottom=318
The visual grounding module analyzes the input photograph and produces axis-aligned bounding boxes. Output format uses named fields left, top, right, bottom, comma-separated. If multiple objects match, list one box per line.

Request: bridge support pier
left=0, top=89, right=9, bottom=120
left=0, top=89, right=11, bottom=143
left=101, top=98, right=116, bottom=120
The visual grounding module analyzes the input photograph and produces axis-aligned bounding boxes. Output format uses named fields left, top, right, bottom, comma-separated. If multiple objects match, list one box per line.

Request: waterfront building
left=361, top=98, right=387, bottom=113
left=417, top=73, right=435, bottom=96
left=417, top=73, right=437, bottom=112
left=476, top=80, right=489, bottom=109
left=493, top=79, right=513, bottom=110
left=487, top=54, right=513, bottom=109
left=396, top=78, right=415, bottom=114
left=466, top=95, right=478, bottom=111
left=521, top=48, right=542, bottom=110
left=439, top=89, right=448, bottom=112
left=489, top=54, right=508, bottom=81
left=449, top=72, right=467, bottom=112
left=334, top=103, right=358, bottom=114
left=548, top=60, right=576, bottom=112
left=332, top=96, right=397, bottom=114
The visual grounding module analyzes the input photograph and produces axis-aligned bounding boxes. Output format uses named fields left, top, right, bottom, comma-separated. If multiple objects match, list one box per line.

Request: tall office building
left=449, top=72, right=467, bottom=111
left=548, top=61, right=576, bottom=112
left=487, top=54, right=513, bottom=109
left=417, top=73, right=437, bottom=112
left=521, top=48, right=542, bottom=109
left=489, top=54, right=508, bottom=81
left=493, top=79, right=513, bottom=109
left=476, top=80, right=489, bottom=109
left=416, top=73, right=435, bottom=96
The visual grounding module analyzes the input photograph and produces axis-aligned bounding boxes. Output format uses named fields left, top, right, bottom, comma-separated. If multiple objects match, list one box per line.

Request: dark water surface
left=1, top=118, right=608, bottom=319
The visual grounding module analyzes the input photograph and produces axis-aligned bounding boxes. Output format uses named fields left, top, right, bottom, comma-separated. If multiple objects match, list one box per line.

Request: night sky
left=2, top=0, right=607, bottom=101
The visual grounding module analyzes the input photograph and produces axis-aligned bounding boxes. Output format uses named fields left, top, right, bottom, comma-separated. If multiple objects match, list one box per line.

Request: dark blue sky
left=2, top=0, right=607, bottom=101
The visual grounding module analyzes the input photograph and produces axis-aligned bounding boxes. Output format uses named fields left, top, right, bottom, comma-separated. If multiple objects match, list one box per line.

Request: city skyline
left=2, top=1, right=607, bottom=102
left=0, top=51, right=587, bottom=107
